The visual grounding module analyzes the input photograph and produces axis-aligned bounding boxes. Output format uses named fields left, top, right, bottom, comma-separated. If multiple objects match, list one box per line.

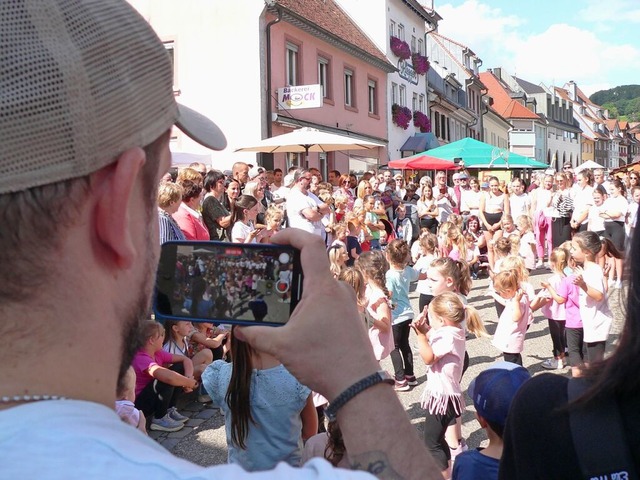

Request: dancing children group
left=128, top=163, right=634, bottom=478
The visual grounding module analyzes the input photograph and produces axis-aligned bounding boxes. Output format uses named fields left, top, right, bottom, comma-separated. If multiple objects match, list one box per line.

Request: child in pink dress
left=412, top=292, right=487, bottom=477
left=355, top=251, right=394, bottom=362
left=491, top=270, right=532, bottom=366
left=539, top=247, right=569, bottom=370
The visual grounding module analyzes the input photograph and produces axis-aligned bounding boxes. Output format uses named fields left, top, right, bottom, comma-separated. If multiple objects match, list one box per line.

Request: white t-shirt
left=231, top=221, right=257, bottom=243
left=602, top=195, right=628, bottom=222
left=0, top=400, right=371, bottom=479
left=519, top=231, right=536, bottom=270
left=509, top=194, right=530, bottom=221
left=460, top=189, right=481, bottom=215
left=579, top=263, right=612, bottom=343
left=286, top=189, right=323, bottom=236
left=414, top=253, right=436, bottom=295
left=571, top=185, right=594, bottom=225
left=588, top=204, right=606, bottom=232
left=435, top=186, right=456, bottom=223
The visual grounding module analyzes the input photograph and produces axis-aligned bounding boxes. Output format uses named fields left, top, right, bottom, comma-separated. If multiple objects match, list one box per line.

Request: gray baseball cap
left=0, top=0, right=226, bottom=194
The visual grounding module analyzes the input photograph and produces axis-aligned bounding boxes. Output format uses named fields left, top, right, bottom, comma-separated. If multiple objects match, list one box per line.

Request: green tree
left=602, top=102, right=619, bottom=118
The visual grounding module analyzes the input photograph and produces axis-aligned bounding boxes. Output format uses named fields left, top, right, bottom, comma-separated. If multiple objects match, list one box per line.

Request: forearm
left=416, top=335, right=435, bottom=365
left=339, top=383, right=442, bottom=479
left=153, top=367, right=193, bottom=387
left=582, top=285, right=604, bottom=302
left=218, top=214, right=232, bottom=228
left=546, top=285, right=566, bottom=304
left=512, top=304, right=522, bottom=322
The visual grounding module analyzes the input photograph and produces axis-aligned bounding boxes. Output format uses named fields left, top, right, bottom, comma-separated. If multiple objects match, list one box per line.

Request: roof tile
left=275, top=0, right=390, bottom=65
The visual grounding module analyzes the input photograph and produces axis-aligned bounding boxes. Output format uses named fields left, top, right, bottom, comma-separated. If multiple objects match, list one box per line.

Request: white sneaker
left=614, top=280, right=622, bottom=289
left=535, top=260, right=543, bottom=269
left=542, top=358, right=558, bottom=370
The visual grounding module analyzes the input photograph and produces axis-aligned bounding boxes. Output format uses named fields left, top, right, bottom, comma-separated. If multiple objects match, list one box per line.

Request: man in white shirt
left=594, top=168, right=612, bottom=194
left=0, top=2, right=442, bottom=479
left=434, top=171, right=456, bottom=223
left=285, top=168, right=329, bottom=237
left=378, top=170, right=393, bottom=192
left=272, top=173, right=295, bottom=204
left=509, top=178, right=531, bottom=221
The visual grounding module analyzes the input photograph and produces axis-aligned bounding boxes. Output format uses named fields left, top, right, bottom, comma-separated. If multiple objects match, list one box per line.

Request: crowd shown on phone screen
left=3, top=3, right=640, bottom=479
left=150, top=160, right=638, bottom=478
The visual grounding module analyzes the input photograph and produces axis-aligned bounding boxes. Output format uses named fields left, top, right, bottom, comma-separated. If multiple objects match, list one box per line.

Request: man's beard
left=117, top=220, right=159, bottom=388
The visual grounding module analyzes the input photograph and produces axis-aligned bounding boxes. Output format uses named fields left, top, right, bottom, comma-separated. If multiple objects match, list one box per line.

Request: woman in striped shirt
left=550, top=172, right=574, bottom=248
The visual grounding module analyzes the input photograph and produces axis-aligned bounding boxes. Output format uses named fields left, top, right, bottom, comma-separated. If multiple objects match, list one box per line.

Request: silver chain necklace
left=1, top=394, right=66, bottom=404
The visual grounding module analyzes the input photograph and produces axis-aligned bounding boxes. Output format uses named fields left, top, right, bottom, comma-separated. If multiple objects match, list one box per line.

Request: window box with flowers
left=390, top=36, right=411, bottom=60
left=412, top=53, right=429, bottom=75
left=392, top=104, right=412, bottom=130
left=413, top=110, right=432, bottom=133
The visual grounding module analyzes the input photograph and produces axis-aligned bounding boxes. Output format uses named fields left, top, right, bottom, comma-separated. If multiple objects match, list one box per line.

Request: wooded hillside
left=590, top=85, right=640, bottom=121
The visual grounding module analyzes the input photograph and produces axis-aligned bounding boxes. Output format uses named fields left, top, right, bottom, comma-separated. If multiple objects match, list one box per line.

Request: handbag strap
left=568, top=377, right=638, bottom=479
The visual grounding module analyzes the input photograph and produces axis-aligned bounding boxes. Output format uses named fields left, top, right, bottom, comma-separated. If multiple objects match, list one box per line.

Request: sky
left=434, top=0, right=640, bottom=97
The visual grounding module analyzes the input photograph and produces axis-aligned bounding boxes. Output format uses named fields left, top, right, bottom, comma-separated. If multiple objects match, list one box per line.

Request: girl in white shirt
left=570, top=231, right=612, bottom=364
left=230, top=195, right=265, bottom=244
left=601, top=179, right=627, bottom=288
left=588, top=185, right=608, bottom=235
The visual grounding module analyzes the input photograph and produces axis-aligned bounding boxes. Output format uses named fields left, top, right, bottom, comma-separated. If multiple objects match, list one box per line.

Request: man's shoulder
left=0, top=401, right=365, bottom=479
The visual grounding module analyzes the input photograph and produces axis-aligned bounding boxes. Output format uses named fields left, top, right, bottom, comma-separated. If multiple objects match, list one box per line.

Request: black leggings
left=423, top=399, right=458, bottom=470
left=552, top=217, right=572, bottom=248
left=586, top=341, right=606, bottom=363
left=503, top=352, right=523, bottom=365
left=565, top=327, right=584, bottom=367
left=419, top=294, right=434, bottom=317
left=134, top=363, right=184, bottom=420
left=547, top=319, right=567, bottom=357
left=390, top=319, right=414, bottom=381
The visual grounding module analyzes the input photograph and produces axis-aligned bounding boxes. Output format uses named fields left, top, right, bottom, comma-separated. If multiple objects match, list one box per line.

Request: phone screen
left=154, top=241, right=303, bottom=326
left=440, top=186, right=446, bottom=194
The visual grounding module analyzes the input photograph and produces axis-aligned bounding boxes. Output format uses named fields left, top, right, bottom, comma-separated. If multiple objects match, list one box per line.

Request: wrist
left=324, top=371, right=394, bottom=421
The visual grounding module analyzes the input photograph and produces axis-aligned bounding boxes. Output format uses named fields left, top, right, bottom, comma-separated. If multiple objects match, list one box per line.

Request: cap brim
left=175, top=103, right=227, bottom=151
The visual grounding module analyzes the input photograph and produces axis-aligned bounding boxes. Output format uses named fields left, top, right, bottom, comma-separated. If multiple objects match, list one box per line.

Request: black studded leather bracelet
left=324, top=370, right=395, bottom=422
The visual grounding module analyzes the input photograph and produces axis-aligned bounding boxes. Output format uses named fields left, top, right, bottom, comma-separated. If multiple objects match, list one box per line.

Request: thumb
left=234, top=325, right=280, bottom=357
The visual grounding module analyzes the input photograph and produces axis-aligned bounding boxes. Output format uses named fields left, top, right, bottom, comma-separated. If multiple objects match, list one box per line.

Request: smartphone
left=154, top=241, right=303, bottom=326
left=440, top=186, right=447, bottom=194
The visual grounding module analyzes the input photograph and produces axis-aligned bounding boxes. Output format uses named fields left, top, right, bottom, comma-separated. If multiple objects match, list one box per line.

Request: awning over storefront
left=399, top=132, right=439, bottom=152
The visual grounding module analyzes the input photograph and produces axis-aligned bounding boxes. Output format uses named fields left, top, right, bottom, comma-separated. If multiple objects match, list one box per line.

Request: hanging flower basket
left=413, top=110, right=431, bottom=133
left=412, top=53, right=430, bottom=75
left=390, top=36, right=411, bottom=60
left=392, top=104, right=412, bottom=130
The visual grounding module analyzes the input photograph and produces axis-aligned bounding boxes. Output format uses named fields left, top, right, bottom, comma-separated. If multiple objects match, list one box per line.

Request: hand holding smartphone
left=154, top=241, right=303, bottom=327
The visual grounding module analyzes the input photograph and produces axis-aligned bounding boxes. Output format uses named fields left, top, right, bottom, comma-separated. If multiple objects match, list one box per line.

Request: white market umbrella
left=574, top=160, right=605, bottom=172
left=235, top=127, right=385, bottom=162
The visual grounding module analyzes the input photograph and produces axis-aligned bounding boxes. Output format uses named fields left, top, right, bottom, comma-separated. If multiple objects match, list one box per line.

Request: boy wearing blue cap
left=452, top=362, right=530, bottom=480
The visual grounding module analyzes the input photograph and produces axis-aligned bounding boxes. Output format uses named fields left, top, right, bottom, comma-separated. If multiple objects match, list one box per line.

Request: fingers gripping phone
left=154, top=241, right=303, bottom=326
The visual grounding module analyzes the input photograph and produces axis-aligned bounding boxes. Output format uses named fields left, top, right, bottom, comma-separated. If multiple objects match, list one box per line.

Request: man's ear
left=93, top=147, right=146, bottom=270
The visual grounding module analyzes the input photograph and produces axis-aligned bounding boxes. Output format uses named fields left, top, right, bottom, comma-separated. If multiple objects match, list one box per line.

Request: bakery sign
left=277, top=84, right=322, bottom=110
left=398, top=60, right=418, bottom=85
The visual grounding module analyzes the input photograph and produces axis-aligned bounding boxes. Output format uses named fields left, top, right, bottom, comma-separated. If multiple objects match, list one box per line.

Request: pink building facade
left=264, top=0, right=395, bottom=175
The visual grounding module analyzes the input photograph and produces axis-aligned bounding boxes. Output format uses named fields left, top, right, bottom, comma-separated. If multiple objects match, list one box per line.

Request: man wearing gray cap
left=0, top=1, right=440, bottom=479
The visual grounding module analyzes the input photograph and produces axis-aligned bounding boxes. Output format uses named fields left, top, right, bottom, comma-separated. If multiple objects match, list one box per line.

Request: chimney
left=494, top=67, right=502, bottom=81
left=568, top=80, right=577, bottom=101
